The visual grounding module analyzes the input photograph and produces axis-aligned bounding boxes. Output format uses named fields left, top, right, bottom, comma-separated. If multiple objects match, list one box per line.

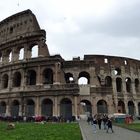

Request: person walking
left=102, top=115, right=108, bottom=130
left=92, top=117, right=97, bottom=133
left=97, top=117, right=102, bottom=130
left=106, top=118, right=114, bottom=133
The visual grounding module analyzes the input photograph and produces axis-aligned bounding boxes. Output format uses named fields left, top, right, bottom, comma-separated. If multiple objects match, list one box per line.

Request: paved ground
left=79, top=120, right=140, bottom=140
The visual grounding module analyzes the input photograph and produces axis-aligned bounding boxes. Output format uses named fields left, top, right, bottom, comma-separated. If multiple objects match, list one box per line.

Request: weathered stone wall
left=0, top=10, right=140, bottom=119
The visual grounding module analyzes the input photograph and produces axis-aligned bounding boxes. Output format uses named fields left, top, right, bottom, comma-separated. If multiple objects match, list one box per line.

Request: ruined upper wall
left=0, top=9, right=42, bottom=44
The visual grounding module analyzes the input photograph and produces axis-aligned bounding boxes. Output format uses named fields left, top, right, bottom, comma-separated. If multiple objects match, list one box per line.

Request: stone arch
left=80, top=100, right=92, bottom=115
left=78, top=71, right=90, bottom=85
left=9, top=50, right=12, bottom=62
left=13, top=72, right=21, bottom=87
left=41, top=98, right=53, bottom=116
left=42, top=68, right=53, bottom=84
left=60, top=98, right=72, bottom=120
left=31, top=44, right=38, bottom=58
left=0, top=51, right=2, bottom=63
left=105, top=76, right=112, bottom=87
left=128, top=101, right=135, bottom=115
left=138, top=102, right=140, bottom=116
left=135, top=78, right=139, bottom=92
left=11, top=100, right=20, bottom=117
left=27, top=70, right=36, bottom=85
left=118, top=100, right=125, bottom=113
left=25, top=99, right=35, bottom=116
left=112, top=67, right=121, bottom=76
left=97, top=100, right=108, bottom=114
left=65, top=72, right=74, bottom=83
left=0, top=101, right=6, bottom=115
left=125, top=77, right=131, bottom=93
left=2, top=74, right=9, bottom=89
left=19, top=47, right=24, bottom=60
left=116, top=77, right=122, bottom=92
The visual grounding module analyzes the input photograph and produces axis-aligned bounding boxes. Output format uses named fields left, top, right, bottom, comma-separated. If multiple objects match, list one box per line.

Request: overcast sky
left=1, top=0, right=140, bottom=60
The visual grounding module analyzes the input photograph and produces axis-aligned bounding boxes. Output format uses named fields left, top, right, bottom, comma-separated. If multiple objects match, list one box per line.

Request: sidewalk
left=79, top=120, right=140, bottom=140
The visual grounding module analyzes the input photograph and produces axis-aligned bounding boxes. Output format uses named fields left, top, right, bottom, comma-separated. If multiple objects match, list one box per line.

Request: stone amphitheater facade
left=0, top=9, right=140, bottom=119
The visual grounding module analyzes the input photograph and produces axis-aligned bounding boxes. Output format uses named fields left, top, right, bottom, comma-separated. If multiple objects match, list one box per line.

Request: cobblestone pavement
left=79, top=120, right=140, bottom=140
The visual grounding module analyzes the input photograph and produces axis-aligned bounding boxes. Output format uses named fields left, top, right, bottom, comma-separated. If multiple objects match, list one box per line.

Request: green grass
left=115, top=122, right=140, bottom=132
left=0, top=122, right=82, bottom=140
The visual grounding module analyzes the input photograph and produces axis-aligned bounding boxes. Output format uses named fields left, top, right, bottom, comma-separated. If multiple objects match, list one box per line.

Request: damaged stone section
left=0, top=9, right=50, bottom=64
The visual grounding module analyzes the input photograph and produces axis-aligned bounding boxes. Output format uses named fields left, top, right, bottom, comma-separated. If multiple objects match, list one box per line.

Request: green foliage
left=115, top=122, right=140, bottom=132
left=0, top=122, right=82, bottom=140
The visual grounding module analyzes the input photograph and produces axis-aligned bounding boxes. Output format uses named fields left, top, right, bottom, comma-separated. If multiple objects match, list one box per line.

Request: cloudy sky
left=1, top=0, right=140, bottom=60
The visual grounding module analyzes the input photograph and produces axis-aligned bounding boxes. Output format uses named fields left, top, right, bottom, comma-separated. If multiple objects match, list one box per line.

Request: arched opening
left=116, top=78, right=122, bottom=92
left=19, top=48, right=24, bottom=60
left=104, top=58, right=108, bottom=63
left=118, top=100, right=125, bottom=113
left=78, top=71, right=90, bottom=85
left=128, top=101, right=135, bottom=115
left=97, top=100, right=108, bottom=114
left=112, top=68, right=121, bottom=76
left=65, top=73, right=74, bottom=83
left=9, top=51, right=12, bottom=62
left=0, top=51, right=2, bottom=63
left=31, top=45, right=38, bottom=58
left=105, top=76, right=112, bottom=87
left=27, top=70, right=36, bottom=85
left=60, top=98, right=72, bottom=120
left=26, top=99, right=35, bottom=116
left=13, top=72, right=21, bottom=87
left=2, top=74, right=9, bottom=89
left=135, top=78, right=139, bottom=92
left=41, top=99, right=53, bottom=116
left=11, top=100, right=19, bottom=117
left=125, top=78, right=131, bottom=93
left=80, top=100, right=92, bottom=115
left=43, top=68, right=53, bottom=84
left=0, top=101, right=6, bottom=115
left=138, top=102, right=140, bottom=116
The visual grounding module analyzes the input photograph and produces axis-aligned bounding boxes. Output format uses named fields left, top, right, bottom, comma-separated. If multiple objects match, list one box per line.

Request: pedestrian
left=102, top=115, right=108, bottom=130
left=106, top=118, right=114, bottom=133
left=97, top=117, right=102, bottom=130
left=87, top=116, right=91, bottom=125
left=92, top=117, right=97, bottom=133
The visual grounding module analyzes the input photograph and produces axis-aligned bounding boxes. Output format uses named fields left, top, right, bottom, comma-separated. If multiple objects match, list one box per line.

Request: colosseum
left=0, top=9, right=140, bottom=120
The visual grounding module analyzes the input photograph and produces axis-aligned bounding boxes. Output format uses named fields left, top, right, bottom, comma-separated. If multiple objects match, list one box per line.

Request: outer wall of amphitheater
left=0, top=10, right=140, bottom=120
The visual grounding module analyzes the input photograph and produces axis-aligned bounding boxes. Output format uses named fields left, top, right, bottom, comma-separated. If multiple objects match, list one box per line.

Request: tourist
left=102, top=115, right=108, bottom=130
left=106, top=118, right=114, bottom=133
left=97, top=117, right=102, bottom=130
left=92, top=117, right=97, bottom=133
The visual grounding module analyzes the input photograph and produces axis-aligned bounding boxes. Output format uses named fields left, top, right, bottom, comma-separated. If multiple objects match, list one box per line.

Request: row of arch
left=1, top=68, right=53, bottom=89
left=0, top=98, right=140, bottom=118
left=1, top=68, right=140, bottom=94
left=66, top=71, right=139, bottom=92
left=0, top=45, right=39, bottom=63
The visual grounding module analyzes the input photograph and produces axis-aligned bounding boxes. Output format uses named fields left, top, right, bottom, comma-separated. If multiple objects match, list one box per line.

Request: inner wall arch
left=11, top=100, right=19, bottom=117
left=25, top=99, right=35, bottom=117
left=0, top=101, right=6, bottom=115
left=97, top=100, right=108, bottom=114
left=80, top=100, right=92, bottom=115
left=118, top=100, right=125, bottom=113
left=128, top=101, right=135, bottom=115
left=78, top=71, right=90, bottom=85
left=41, top=99, right=53, bottom=116
left=60, top=98, right=72, bottom=120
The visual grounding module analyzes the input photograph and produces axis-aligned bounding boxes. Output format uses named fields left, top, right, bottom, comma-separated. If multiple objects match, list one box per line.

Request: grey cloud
left=75, top=3, right=140, bottom=37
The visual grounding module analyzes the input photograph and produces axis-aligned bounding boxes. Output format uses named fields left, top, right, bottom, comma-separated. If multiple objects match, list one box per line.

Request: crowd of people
left=87, top=114, right=114, bottom=133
